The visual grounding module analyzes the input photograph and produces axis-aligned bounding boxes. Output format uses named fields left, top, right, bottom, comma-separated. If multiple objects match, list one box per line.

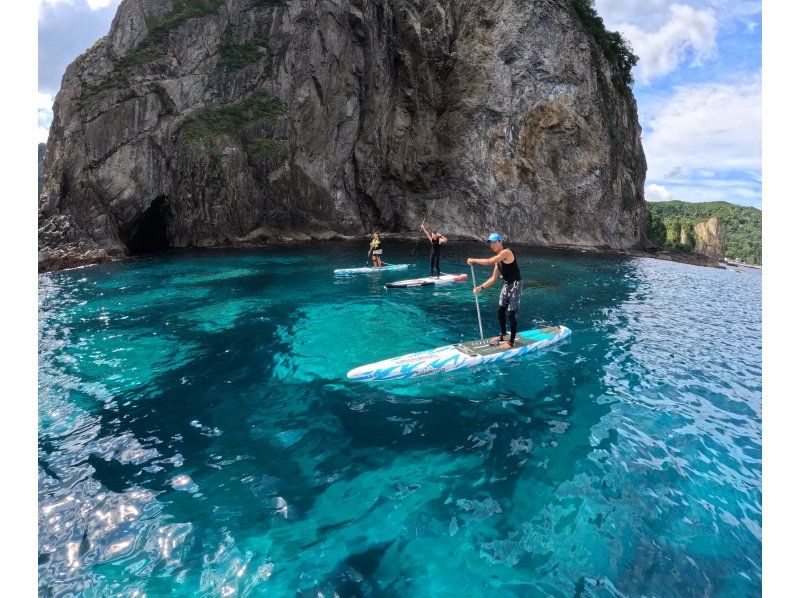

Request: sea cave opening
left=124, top=196, right=171, bottom=254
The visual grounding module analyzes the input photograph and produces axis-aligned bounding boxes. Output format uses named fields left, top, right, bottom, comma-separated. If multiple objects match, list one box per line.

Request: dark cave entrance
left=124, top=196, right=171, bottom=254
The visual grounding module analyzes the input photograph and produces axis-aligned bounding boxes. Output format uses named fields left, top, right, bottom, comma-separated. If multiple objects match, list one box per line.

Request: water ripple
left=39, top=245, right=761, bottom=595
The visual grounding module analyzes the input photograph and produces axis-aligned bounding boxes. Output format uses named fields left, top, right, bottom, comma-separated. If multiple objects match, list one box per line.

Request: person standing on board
left=421, top=224, right=448, bottom=278
left=368, top=232, right=384, bottom=268
left=467, top=233, right=523, bottom=349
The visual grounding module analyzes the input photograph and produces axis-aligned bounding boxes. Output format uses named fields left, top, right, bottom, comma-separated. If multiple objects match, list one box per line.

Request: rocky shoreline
left=39, top=232, right=724, bottom=274
left=624, top=249, right=724, bottom=269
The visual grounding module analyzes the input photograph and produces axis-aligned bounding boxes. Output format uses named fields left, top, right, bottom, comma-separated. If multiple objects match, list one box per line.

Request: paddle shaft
left=470, top=264, right=484, bottom=339
left=411, top=217, right=426, bottom=256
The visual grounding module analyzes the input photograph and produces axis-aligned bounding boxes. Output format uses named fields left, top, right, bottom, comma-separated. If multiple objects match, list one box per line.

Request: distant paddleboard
left=385, top=273, right=468, bottom=288
left=347, top=325, right=571, bottom=381
left=334, top=264, right=410, bottom=274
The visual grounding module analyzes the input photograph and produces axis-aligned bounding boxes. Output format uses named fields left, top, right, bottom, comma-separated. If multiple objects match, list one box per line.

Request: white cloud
left=706, top=0, right=761, bottom=20
left=38, top=127, right=51, bottom=145
left=38, top=0, right=113, bottom=8
left=38, top=0, right=119, bottom=18
left=642, top=74, right=762, bottom=206
left=595, top=0, right=672, bottom=30
left=38, top=0, right=73, bottom=16
left=38, top=92, right=54, bottom=144
left=646, top=180, right=761, bottom=207
left=615, top=4, right=718, bottom=84
left=645, top=183, right=673, bottom=202
left=643, top=74, right=762, bottom=181
left=657, top=179, right=762, bottom=207
left=596, top=0, right=760, bottom=28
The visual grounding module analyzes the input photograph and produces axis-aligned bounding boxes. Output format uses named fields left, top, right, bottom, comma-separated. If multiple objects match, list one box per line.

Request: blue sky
left=37, top=0, right=762, bottom=208
left=595, top=0, right=762, bottom=208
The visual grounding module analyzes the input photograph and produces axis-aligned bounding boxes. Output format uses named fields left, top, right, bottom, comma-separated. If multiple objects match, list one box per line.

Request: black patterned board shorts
left=499, top=280, right=523, bottom=312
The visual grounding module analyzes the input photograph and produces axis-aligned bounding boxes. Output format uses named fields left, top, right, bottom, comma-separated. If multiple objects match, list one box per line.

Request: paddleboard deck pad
left=347, top=325, right=571, bottom=381
left=385, top=273, right=468, bottom=288
left=334, top=264, right=410, bottom=274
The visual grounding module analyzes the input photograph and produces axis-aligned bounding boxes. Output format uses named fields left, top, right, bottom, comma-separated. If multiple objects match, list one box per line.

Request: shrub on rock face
left=246, top=139, right=280, bottom=156
left=84, top=0, right=225, bottom=101
left=660, top=217, right=697, bottom=253
left=124, top=0, right=225, bottom=70
left=181, top=90, right=284, bottom=143
left=217, top=34, right=270, bottom=72
left=645, top=210, right=667, bottom=247
left=569, top=0, right=638, bottom=88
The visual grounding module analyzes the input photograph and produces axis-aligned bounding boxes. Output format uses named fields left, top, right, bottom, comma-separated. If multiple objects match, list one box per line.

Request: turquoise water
left=38, top=243, right=762, bottom=596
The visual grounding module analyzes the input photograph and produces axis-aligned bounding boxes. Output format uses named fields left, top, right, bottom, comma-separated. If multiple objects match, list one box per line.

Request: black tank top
left=431, top=237, right=440, bottom=254
left=499, top=249, right=521, bottom=283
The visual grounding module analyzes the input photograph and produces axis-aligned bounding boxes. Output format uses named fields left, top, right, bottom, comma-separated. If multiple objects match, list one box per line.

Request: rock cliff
left=38, top=143, right=46, bottom=197
left=694, top=216, right=725, bottom=260
left=39, top=0, right=647, bottom=271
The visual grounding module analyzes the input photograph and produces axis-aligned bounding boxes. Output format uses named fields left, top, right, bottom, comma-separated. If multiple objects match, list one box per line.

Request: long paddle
left=470, top=263, right=484, bottom=339
left=411, top=217, right=426, bottom=256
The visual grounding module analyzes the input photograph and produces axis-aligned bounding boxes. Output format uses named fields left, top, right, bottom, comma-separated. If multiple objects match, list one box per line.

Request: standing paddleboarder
left=467, top=233, right=523, bottom=349
left=421, top=224, right=448, bottom=278
left=368, top=232, right=384, bottom=268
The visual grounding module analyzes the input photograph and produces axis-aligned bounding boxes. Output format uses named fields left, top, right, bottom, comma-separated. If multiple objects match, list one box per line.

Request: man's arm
left=474, top=264, right=500, bottom=293
left=439, top=235, right=448, bottom=243
left=420, top=224, right=432, bottom=241
left=467, top=249, right=511, bottom=266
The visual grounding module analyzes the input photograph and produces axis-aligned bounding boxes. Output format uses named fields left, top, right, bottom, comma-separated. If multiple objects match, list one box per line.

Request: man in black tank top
left=467, top=233, right=523, bottom=349
left=421, top=224, right=448, bottom=277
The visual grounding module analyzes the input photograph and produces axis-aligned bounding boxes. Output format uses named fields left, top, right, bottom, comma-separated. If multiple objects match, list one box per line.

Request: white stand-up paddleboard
left=334, top=264, right=411, bottom=274
left=347, top=325, right=571, bottom=381
left=385, top=273, right=468, bottom=288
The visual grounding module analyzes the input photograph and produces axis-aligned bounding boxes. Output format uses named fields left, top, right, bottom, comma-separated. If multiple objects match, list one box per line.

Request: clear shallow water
left=38, top=243, right=762, bottom=596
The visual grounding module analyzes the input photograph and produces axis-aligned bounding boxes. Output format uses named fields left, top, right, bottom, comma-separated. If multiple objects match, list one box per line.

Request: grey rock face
left=38, top=143, right=46, bottom=197
left=39, top=0, right=647, bottom=272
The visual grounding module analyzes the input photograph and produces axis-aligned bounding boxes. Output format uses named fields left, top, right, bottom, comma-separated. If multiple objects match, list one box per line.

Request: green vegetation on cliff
left=181, top=90, right=283, bottom=141
left=81, top=0, right=224, bottom=106
left=117, top=0, right=224, bottom=70
left=646, top=200, right=762, bottom=264
left=246, top=138, right=280, bottom=156
left=180, top=89, right=284, bottom=156
left=569, top=0, right=638, bottom=88
left=217, top=34, right=270, bottom=71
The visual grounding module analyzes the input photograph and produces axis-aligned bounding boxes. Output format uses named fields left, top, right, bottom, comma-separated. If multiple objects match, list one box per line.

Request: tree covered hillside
left=646, top=200, right=762, bottom=265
